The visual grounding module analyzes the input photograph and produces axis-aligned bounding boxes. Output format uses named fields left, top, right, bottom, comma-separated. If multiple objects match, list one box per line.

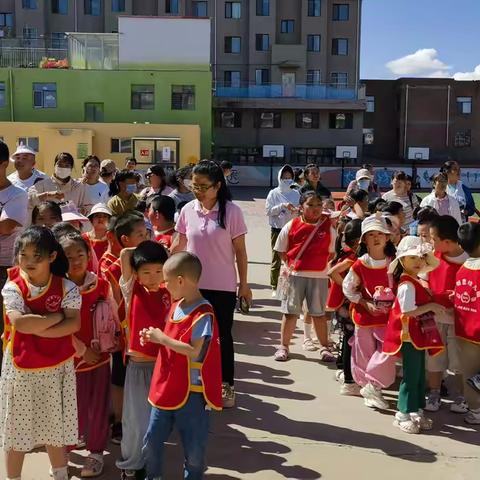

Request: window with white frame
left=366, top=96, right=375, bottom=113
left=111, top=138, right=132, bottom=153
left=457, top=97, right=472, bottom=114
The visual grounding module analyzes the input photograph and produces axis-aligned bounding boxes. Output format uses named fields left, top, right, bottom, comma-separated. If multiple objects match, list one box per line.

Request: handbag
left=276, top=218, right=326, bottom=301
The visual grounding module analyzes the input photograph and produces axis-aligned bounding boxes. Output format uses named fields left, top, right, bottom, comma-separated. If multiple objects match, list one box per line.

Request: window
left=256, top=34, right=269, bottom=51
left=363, top=128, right=374, bottom=145
left=308, top=0, right=321, bottom=16
left=307, top=70, right=321, bottom=85
left=131, top=85, right=154, bottom=110
left=329, top=112, right=353, bottom=129
left=217, top=111, right=242, bottom=128
left=33, top=83, right=57, bottom=108
left=307, top=35, right=321, bottom=52
left=366, top=96, right=375, bottom=113
left=256, top=0, right=269, bottom=16
left=84, top=0, right=101, bottom=15
left=51, top=33, right=66, bottom=49
left=296, top=113, right=319, bottom=129
left=165, top=0, right=179, bottom=14
left=0, top=13, right=13, bottom=29
left=333, top=3, right=349, bottom=21
left=85, top=102, right=104, bottom=122
left=331, top=72, right=348, bottom=86
left=225, top=36, right=241, bottom=53
left=225, top=2, right=241, bottom=18
left=281, top=20, right=295, bottom=33
left=52, top=0, right=68, bottom=14
left=457, top=96, right=472, bottom=114
left=0, top=83, right=5, bottom=107
left=255, top=69, right=270, bottom=85
left=255, top=112, right=281, bottom=128
left=332, top=38, right=348, bottom=55
left=192, top=1, right=207, bottom=16
left=23, top=27, right=38, bottom=40
left=18, top=137, right=39, bottom=151
left=224, top=71, right=241, bottom=88
left=111, top=138, right=132, bottom=153
left=171, top=85, right=195, bottom=110
left=454, top=130, right=472, bottom=147
left=111, top=0, right=125, bottom=12
left=22, top=0, right=37, bottom=9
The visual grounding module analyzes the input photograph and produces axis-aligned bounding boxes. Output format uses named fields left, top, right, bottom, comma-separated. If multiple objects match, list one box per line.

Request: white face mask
left=55, top=165, right=72, bottom=179
left=357, top=179, right=370, bottom=191
left=281, top=179, right=294, bottom=187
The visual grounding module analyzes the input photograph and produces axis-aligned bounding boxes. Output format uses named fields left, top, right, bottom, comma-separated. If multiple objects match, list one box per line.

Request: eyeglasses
left=191, top=184, right=214, bottom=192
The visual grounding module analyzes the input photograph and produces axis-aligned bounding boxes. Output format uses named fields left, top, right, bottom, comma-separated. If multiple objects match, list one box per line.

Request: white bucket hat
left=361, top=213, right=391, bottom=239
left=10, top=144, right=36, bottom=162
left=356, top=169, right=372, bottom=181
left=87, top=203, right=112, bottom=218
left=388, top=235, right=439, bottom=274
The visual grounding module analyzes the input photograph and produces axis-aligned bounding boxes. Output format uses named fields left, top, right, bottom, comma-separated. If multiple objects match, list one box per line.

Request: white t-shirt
left=8, top=169, right=46, bottom=190
left=83, top=182, right=108, bottom=214
left=0, top=184, right=28, bottom=266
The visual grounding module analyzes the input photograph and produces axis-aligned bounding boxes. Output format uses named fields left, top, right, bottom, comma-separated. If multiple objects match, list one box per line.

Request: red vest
left=75, top=276, right=111, bottom=372
left=98, top=251, right=117, bottom=280
left=82, top=233, right=109, bottom=265
left=286, top=217, right=332, bottom=272
left=105, top=258, right=126, bottom=324
left=384, top=275, right=444, bottom=356
left=127, top=281, right=171, bottom=359
left=454, top=263, right=480, bottom=344
left=429, top=252, right=464, bottom=308
left=6, top=269, right=75, bottom=370
left=155, top=228, right=175, bottom=249
left=326, top=249, right=357, bottom=311
left=349, top=259, right=392, bottom=327
left=148, top=301, right=222, bottom=411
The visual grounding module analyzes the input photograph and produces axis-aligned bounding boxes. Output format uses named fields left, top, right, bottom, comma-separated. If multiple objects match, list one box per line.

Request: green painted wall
left=0, top=68, right=212, bottom=158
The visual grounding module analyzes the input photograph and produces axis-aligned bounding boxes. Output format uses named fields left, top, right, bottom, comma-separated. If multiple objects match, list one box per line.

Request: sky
left=360, top=0, right=480, bottom=80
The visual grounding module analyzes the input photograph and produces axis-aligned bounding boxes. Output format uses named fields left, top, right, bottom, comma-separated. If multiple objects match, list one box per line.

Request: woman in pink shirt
left=172, top=160, right=252, bottom=409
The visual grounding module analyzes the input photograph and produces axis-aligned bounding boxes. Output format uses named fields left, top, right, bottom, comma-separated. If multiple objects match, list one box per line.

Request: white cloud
left=386, top=48, right=451, bottom=76
left=453, top=65, right=480, bottom=80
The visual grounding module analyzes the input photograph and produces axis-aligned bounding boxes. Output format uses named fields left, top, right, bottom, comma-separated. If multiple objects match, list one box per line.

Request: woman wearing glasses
left=171, top=160, right=252, bottom=409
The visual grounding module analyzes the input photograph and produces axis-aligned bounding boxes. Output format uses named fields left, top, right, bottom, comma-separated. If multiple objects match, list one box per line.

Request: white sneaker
left=360, top=383, right=389, bottom=410
left=340, top=383, right=361, bottom=396
left=271, top=289, right=277, bottom=298
left=450, top=396, right=469, bottom=414
left=335, top=370, right=345, bottom=384
left=424, top=392, right=441, bottom=412
left=465, top=409, right=480, bottom=424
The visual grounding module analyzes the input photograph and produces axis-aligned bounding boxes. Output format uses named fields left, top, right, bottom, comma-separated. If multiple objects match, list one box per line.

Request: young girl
left=342, top=214, right=397, bottom=409
left=273, top=191, right=337, bottom=362
left=107, top=169, right=140, bottom=216
left=0, top=226, right=81, bottom=480
left=383, top=236, right=445, bottom=434
left=32, top=201, right=63, bottom=228
left=327, top=218, right=362, bottom=395
left=58, top=232, right=118, bottom=477
left=83, top=203, right=113, bottom=262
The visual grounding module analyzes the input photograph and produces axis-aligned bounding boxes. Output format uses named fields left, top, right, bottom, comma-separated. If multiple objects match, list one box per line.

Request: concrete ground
left=1, top=187, right=479, bottom=479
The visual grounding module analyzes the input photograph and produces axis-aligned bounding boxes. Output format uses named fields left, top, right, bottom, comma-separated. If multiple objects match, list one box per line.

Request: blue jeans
left=143, top=393, right=210, bottom=479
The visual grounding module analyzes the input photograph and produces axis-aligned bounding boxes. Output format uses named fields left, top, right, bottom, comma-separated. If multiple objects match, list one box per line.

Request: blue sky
left=360, top=0, right=480, bottom=79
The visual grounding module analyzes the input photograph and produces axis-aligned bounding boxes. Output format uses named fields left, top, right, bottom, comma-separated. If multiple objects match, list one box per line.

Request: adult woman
left=299, top=164, right=332, bottom=200
left=265, top=165, right=300, bottom=296
left=168, top=165, right=195, bottom=208
left=80, top=155, right=108, bottom=214
left=107, top=169, right=140, bottom=216
left=382, top=171, right=419, bottom=228
left=441, top=160, right=476, bottom=221
left=347, top=167, right=380, bottom=200
left=139, top=165, right=173, bottom=201
left=172, top=160, right=251, bottom=409
left=28, top=152, right=88, bottom=213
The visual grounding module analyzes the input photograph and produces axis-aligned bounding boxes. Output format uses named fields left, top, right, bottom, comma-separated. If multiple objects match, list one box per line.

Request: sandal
left=393, top=419, right=420, bottom=434
left=319, top=347, right=336, bottom=363
left=303, top=338, right=317, bottom=351
left=274, top=347, right=289, bottom=362
left=412, top=415, right=433, bottom=431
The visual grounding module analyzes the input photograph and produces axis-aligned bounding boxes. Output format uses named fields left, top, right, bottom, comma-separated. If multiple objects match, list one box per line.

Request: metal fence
left=0, top=46, right=67, bottom=68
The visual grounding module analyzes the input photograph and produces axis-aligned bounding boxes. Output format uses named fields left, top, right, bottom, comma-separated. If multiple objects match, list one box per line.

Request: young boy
left=415, top=206, right=439, bottom=243
left=454, top=222, right=480, bottom=424
left=426, top=215, right=469, bottom=413
left=116, top=240, right=171, bottom=480
left=141, top=252, right=222, bottom=479
left=147, top=194, right=176, bottom=248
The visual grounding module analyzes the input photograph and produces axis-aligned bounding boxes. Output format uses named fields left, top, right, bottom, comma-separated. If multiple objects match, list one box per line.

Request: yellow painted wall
left=0, top=122, right=201, bottom=176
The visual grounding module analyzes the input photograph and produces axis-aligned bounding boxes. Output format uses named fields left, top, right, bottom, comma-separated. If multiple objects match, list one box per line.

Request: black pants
left=336, top=312, right=354, bottom=384
left=200, top=289, right=237, bottom=386
left=0, top=266, right=8, bottom=375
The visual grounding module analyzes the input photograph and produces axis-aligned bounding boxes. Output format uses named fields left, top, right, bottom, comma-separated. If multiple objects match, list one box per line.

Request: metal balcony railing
left=0, top=37, right=68, bottom=68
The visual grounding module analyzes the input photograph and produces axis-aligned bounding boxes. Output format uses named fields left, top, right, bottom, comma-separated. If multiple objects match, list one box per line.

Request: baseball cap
left=356, top=169, right=372, bottom=181
left=100, top=159, right=117, bottom=176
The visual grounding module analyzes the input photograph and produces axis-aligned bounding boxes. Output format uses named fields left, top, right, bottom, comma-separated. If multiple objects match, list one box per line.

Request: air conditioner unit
left=261, top=112, right=274, bottom=120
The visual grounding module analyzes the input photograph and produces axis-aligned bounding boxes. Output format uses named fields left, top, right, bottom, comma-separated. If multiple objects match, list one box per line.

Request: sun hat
left=356, top=169, right=372, bottom=181
left=361, top=212, right=391, bottom=239
left=61, top=202, right=89, bottom=223
left=87, top=203, right=112, bottom=218
left=388, top=235, right=439, bottom=274
left=10, top=144, right=36, bottom=161
left=100, top=159, right=117, bottom=175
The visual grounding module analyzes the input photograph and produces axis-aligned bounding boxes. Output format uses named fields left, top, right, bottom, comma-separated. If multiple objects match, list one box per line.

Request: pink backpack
left=90, top=299, right=122, bottom=353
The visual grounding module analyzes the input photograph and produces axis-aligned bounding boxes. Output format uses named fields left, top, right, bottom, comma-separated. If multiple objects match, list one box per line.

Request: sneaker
left=222, top=383, right=235, bottom=409
left=360, top=383, right=389, bottom=410
left=464, top=409, right=480, bottom=425
left=111, top=422, right=122, bottom=445
left=302, top=338, right=317, bottom=351
left=340, top=383, right=361, bottom=396
left=393, top=412, right=420, bottom=434
left=424, top=392, right=441, bottom=412
left=271, top=289, right=277, bottom=298
left=81, top=454, right=104, bottom=478
left=467, top=373, right=480, bottom=393
left=450, top=396, right=469, bottom=414
left=120, top=470, right=136, bottom=480
left=335, top=370, right=345, bottom=384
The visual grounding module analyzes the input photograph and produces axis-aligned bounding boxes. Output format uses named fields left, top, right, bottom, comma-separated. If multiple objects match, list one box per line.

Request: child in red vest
left=454, top=222, right=480, bottom=425
left=141, top=251, right=221, bottom=480
left=425, top=215, right=469, bottom=413
left=342, top=213, right=397, bottom=410
left=0, top=227, right=81, bottom=480
left=384, top=235, right=445, bottom=434
left=147, top=194, right=177, bottom=249
left=58, top=232, right=118, bottom=478
left=273, top=191, right=337, bottom=362
left=83, top=203, right=113, bottom=263
left=116, top=241, right=171, bottom=479
left=97, top=214, right=121, bottom=280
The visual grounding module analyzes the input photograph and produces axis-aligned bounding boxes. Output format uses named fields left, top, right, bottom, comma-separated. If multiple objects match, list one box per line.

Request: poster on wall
left=417, top=168, right=480, bottom=189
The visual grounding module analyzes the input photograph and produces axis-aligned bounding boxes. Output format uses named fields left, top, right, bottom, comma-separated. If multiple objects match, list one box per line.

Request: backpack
left=90, top=298, right=122, bottom=353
